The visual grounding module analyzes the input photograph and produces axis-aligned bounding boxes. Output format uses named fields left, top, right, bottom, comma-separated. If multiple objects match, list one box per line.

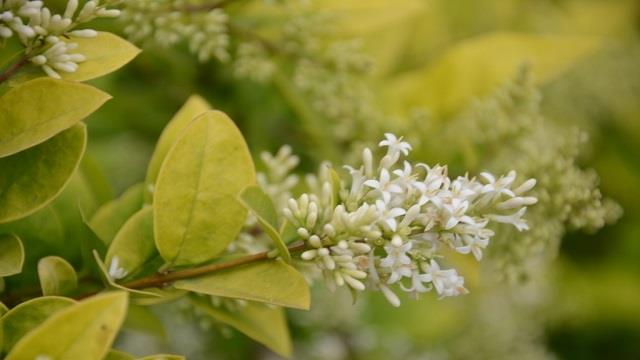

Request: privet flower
left=120, top=2, right=382, bottom=142
left=283, top=133, right=537, bottom=306
left=121, top=0, right=229, bottom=62
left=107, top=255, right=127, bottom=280
left=227, top=145, right=300, bottom=255
left=1, top=0, right=121, bottom=78
left=430, top=67, right=622, bottom=279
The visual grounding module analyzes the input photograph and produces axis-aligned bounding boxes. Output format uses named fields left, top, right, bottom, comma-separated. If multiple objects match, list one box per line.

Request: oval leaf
left=174, top=260, right=310, bottom=310
left=137, top=355, right=185, bottom=360
left=105, top=207, right=157, bottom=281
left=106, top=350, right=135, bottom=360
left=145, top=95, right=211, bottom=201
left=62, top=32, right=141, bottom=82
left=6, top=292, right=128, bottom=360
left=38, top=256, right=78, bottom=296
left=1, top=296, right=75, bottom=352
left=0, top=301, right=8, bottom=315
left=387, top=32, right=602, bottom=117
left=90, top=183, right=144, bottom=245
left=239, top=185, right=290, bottom=262
left=0, top=234, right=24, bottom=276
left=192, top=297, right=292, bottom=358
left=154, top=110, right=256, bottom=266
left=0, top=78, right=109, bottom=157
left=0, top=123, right=87, bottom=223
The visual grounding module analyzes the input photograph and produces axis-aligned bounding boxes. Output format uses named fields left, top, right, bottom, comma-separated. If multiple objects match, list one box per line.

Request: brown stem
left=0, top=57, right=29, bottom=85
left=118, top=242, right=307, bottom=291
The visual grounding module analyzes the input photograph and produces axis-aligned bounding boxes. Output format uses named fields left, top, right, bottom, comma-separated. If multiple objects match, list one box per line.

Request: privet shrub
left=0, top=1, right=621, bottom=359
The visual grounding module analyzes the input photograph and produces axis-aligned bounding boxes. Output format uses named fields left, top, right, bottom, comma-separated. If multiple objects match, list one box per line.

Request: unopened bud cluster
left=284, top=134, right=537, bottom=306
left=1, top=0, right=120, bottom=78
left=121, top=0, right=229, bottom=62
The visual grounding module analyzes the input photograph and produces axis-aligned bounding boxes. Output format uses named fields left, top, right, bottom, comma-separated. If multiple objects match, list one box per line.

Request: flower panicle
left=283, top=133, right=538, bottom=306
left=0, top=0, right=121, bottom=78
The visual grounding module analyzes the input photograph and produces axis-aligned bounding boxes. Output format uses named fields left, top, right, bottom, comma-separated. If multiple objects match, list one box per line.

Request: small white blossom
left=379, top=133, right=412, bottom=156
left=277, top=134, right=537, bottom=306
left=364, top=168, right=402, bottom=203
left=421, top=260, right=468, bottom=298
left=380, top=238, right=412, bottom=284
left=108, top=256, right=127, bottom=280
left=1, top=0, right=120, bottom=78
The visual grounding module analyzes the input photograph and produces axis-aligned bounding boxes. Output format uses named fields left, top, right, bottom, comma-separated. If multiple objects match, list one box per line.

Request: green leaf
left=0, top=302, right=8, bottom=316
left=239, top=185, right=290, bottom=262
left=105, top=350, right=135, bottom=360
left=174, top=260, right=310, bottom=310
left=192, top=297, right=292, bottom=358
left=80, top=153, right=114, bottom=207
left=105, top=207, right=157, bottom=280
left=330, top=167, right=342, bottom=208
left=0, top=77, right=109, bottom=157
left=0, top=123, right=87, bottom=223
left=80, top=210, right=108, bottom=277
left=0, top=206, right=66, bottom=284
left=387, top=32, right=602, bottom=117
left=37, top=256, right=78, bottom=296
left=136, top=355, right=185, bottom=360
left=6, top=292, right=128, bottom=360
left=122, top=304, right=166, bottom=340
left=128, top=288, right=188, bottom=306
left=62, top=32, right=141, bottom=82
left=0, top=234, right=24, bottom=277
left=1, top=296, right=76, bottom=352
left=90, top=183, right=144, bottom=244
left=154, top=111, right=256, bottom=266
left=145, top=95, right=211, bottom=202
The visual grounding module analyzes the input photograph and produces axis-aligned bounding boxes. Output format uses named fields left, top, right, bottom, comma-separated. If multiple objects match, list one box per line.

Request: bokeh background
left=80, top=0, right=640, bottom=358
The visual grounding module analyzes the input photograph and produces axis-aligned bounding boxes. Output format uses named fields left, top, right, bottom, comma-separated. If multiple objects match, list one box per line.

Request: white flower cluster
left=292, top=39, right=378, bottom=141
left=121, top=0, right=229, bottom=62
left=227, top=145, right=301, bottom=255
left=435, top=68, right=622, bottom=279
left=0, top=0, right=120, bottom=78
left=257, top=145, right=300, bottom=211
left=233, top=42, right=275, bottom=82
left=284, top=134, right=537, bottom=306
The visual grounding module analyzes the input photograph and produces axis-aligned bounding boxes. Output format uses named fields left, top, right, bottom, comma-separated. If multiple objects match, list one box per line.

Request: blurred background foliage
left=70, top=0, right=640, bottom=358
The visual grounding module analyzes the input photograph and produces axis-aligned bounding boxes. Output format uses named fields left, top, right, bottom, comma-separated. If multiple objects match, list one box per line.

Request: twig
left=120, top=242, right=306, bottom=290
left=0, top=57, right=29, bottom=85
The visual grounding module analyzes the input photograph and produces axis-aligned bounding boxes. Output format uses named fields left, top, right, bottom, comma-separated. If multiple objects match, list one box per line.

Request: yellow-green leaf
left=154, top=111, right=256, bottom=266
left=106, top=350, right=135, bottom=360
left=239, top=185, right=290, bottom=262
left=387, top=32, right=602, bottom=117
left=122, top=304, right=166, bottom=340
left=0, top=302, right=8, bottom=316
left=0, top=123, right=87, bottom=223
left=192, top=297, right=292, bottom=358
left=0, top=234, right=24, bottom=276
left=105, top=207, right=157, bottom=280
left=1, top=296, right=75, bottom=352
left=0, top=78, right=109, bottom=157
left=174, top=260, right=310, bottom=310
left=62, top=32, right=141, bottom=82
left=136, top=355, right=185, bottom=360
left=6, top=292, right=128, bottom=360
left=145, top=95, right=211, bottom=202
left=38, top=256, right=78, bottom=296
left=90, top=183, right=144, bottom=245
